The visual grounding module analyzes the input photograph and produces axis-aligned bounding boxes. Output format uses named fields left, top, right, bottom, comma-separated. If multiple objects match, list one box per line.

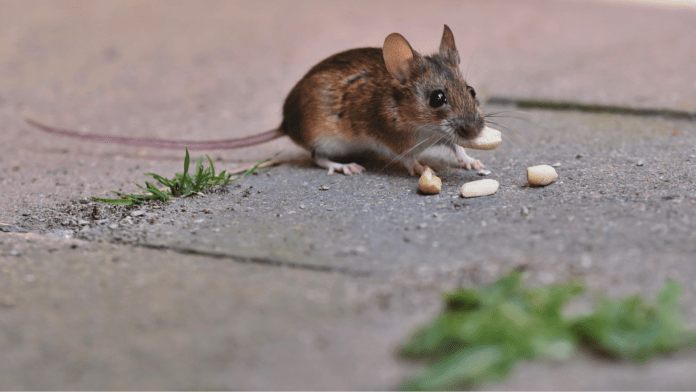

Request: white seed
left=418, top=166, right=442, bottom=194
left=527, top=165, right=558, bottom=186
left=459, top=126, right=502, bottom=151
left=461, top=179, right=499, bottom=198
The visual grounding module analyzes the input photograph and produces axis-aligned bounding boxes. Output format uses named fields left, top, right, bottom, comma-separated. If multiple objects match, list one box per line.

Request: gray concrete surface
left=1, top=0, right=695, bottom=390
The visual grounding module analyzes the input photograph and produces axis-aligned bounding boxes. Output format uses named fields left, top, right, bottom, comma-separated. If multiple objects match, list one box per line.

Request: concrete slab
left=0, top=232, right=434, bottom=390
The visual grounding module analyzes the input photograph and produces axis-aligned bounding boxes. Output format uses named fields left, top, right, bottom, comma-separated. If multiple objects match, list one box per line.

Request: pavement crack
left=486, top=97, right=696, bottom=121
left=136, top=243, right=373, bottom=277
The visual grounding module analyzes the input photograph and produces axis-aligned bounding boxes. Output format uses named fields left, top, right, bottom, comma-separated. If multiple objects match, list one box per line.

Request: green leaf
left=569, top=280, right=689, bottom=361
left=91, top=196, right=138, bottom=205
left=401, top=345, right=507, bottom=391
left=444, top=287, right=481, bottom=312
left=181, top=148, right=191, bottom=191
left=206, top=155, right=215, bottom=178
left=145, top=172, right=174, bottom=188
left=144, top=181, right=170, bottom=201
left=237, top=157, right=270, bottom=180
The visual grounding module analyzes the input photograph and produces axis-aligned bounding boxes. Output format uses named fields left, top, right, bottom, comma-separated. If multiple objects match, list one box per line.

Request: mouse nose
left=454, top=113, right=484, bottom=139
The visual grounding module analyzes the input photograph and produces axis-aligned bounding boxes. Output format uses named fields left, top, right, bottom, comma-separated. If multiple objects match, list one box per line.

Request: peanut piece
left=527, top=165, right=558, bottom=186
left=418, top=166, right=442, bottom=194
left=459, top=126, right=502, bottom=151
left=461, top=179, right=499, bottom=198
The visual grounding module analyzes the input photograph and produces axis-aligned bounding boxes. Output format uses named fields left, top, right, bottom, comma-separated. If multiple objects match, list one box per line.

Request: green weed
left=92, top=149, right=270, bottom=205
left=399, top=272, right=695, bottom=390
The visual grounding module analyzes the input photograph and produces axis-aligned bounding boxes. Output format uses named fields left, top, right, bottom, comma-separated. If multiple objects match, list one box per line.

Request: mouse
left=26, top=25, right=488, bottom=176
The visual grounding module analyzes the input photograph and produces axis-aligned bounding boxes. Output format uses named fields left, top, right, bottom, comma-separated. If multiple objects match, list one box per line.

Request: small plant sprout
left=399, top=272, right=695, bottom=390
left=92, top=149, right=274, bottom=206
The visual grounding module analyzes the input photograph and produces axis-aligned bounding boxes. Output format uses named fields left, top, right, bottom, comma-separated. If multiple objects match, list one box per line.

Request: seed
left=418, top=167, right=442, bottom=194
left=460, top=126, right=502, bottom=150
left=461, top=179, right=499, bottom=198
left=527, top=165, right=558, bottom=186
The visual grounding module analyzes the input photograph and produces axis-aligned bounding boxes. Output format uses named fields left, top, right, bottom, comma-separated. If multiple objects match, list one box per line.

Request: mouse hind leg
left=312, top=139, right=426, bottom=176
left=310, top=138, right=365, bottom=176
left=313, top=155, right=365, bottom=176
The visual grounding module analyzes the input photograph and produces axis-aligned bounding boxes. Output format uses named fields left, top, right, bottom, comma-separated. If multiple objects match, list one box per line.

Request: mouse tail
left=25, top=118, right=284, bottom=150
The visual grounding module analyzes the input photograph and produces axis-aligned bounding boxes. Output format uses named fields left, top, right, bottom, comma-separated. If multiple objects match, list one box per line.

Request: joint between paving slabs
left=136, top=243, right=373, bottom=277
left=2, top=224, right=372, bottom=277
left=486, top=97, right=696, bottom=121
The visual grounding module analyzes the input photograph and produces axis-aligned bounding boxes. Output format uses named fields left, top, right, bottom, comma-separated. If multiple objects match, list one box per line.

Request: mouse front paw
left=460, top=158, right=485, bottom=170
left=454, top=145, right=485, bottom=170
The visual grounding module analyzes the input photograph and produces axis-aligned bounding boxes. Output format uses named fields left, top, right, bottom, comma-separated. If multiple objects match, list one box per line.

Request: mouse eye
left=467, top=86, right=476, bottom=98
left=429, top=90, right=447, bottom=108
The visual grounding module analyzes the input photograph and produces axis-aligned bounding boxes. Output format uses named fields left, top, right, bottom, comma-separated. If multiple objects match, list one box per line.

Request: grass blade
left=144, top=181, right=170, bottom=201
left=145, top=172, right=174, bottom=188
left=182, top=149, right=191, bottom=191
left=237, top=157, right=270, bottom=180
left=91, top=197, right=138, bottom=205
left=207, top=155, right=215, bottom=178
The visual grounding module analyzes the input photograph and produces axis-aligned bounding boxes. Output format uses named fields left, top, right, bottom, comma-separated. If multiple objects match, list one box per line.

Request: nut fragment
left=418, top=167, right=442, bottom=194
left=459, top=126, right=502, bottom=150
left=527, top=165, right=558, bottom=186
left=461, top=179, right=499, bottom=198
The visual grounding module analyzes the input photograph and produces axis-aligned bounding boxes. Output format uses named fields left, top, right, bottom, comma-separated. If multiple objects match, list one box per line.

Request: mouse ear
left=439, top=24, right=460, bottom=66
left=383, top=33, right=414, bottom=82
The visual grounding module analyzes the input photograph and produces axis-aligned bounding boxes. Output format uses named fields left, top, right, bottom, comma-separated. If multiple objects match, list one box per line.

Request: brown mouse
left=27, top=25, right=488, bottom=176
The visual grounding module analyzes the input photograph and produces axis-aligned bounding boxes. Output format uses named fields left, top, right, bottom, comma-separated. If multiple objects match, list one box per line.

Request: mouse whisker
left=440, top=135, right=459, bottom=174
left=485, top=111, right=538, bottom=126
left=485, top=119, right=529, bottom=148
left=428, top=133, right=458, bottom=174
left=378, top=132, right=449, bottom=175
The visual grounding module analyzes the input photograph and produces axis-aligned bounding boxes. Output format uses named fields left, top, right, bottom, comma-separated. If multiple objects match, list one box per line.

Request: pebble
left=477, top=169, right=492, bottom=176
left=636, top=160, right=644, bottom=166
left=581, top=253, right=593, bottom=268
left=319, top=185, right=330, bottom=191
left=131, top=210, right=146, bottom=217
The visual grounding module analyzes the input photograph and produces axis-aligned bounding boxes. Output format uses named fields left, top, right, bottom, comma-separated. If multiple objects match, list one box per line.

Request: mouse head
left=383, top=25, right=483, bottom=141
